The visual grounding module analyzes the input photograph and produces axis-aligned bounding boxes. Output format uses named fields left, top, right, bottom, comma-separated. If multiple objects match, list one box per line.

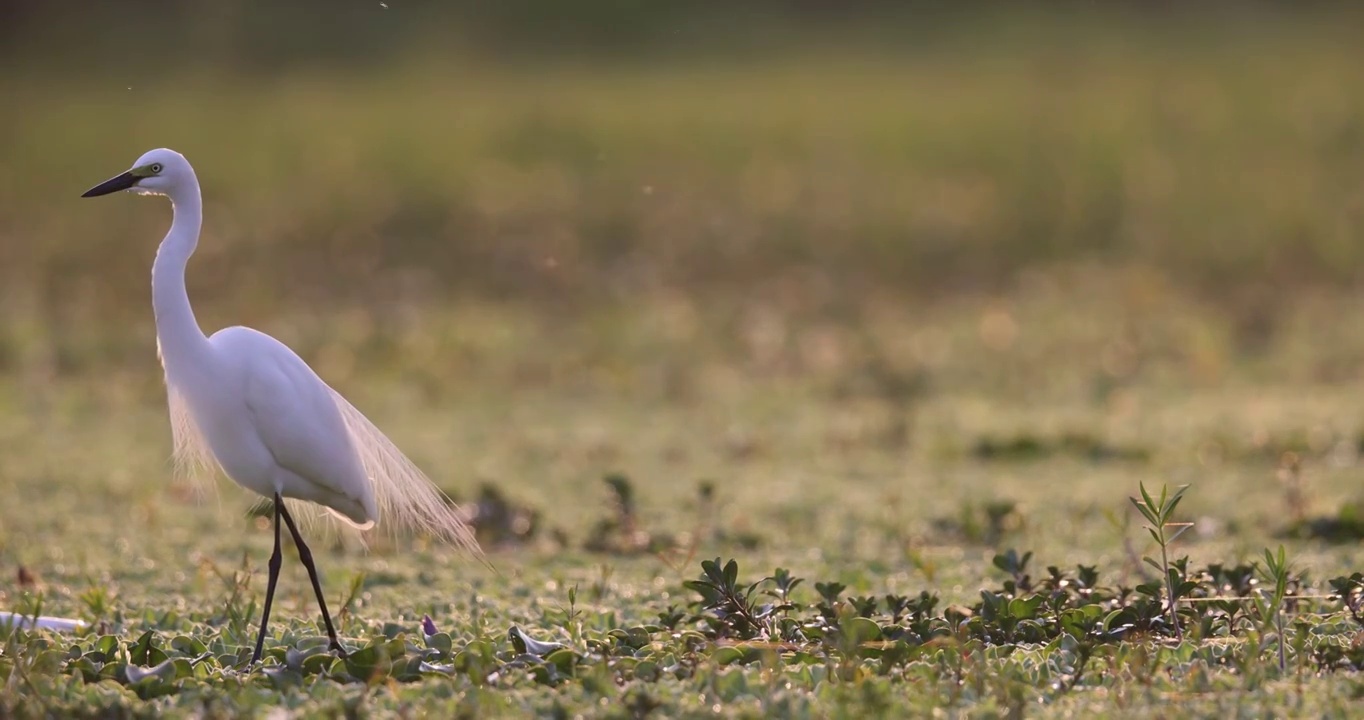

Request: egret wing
left=236, top=339, right=378, bottom=529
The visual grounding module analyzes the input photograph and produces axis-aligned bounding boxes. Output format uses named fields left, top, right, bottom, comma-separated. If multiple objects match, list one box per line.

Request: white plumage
left=84, top=147, right=483, bottom=662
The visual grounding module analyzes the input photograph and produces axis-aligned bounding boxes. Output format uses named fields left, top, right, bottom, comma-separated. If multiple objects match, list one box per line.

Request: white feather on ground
left=0, top=612, right=86, bottom=633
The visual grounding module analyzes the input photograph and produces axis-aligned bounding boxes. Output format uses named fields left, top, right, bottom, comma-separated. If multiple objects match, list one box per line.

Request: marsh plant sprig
left=1254, top=545, right=1293, bottom=673
left=1129, top=482, right=1193, bottom=640
left=684, top=558, right=771, bottom=639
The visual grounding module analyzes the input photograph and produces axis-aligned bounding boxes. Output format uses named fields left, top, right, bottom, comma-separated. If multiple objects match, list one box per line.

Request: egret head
left=81, top=148, right=193, bottom=199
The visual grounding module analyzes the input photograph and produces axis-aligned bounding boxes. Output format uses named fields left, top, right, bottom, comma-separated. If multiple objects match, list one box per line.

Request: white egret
left=82, top=148, right=483, bottom=663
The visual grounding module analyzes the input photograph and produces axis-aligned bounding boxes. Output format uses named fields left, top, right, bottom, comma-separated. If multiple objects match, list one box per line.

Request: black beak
left=81, top=171, right=138, bottom=198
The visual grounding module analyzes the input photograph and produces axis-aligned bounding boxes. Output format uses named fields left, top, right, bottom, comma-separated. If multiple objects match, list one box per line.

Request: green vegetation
left=5, top=4, right=1364, bottom=716
left=7, top=472, right=1364, bottom=716
left=8, top=530, right=1364, bottom=716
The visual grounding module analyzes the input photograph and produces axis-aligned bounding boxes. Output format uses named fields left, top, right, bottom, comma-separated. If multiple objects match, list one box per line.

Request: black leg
left=251, top=494, right=284, bottom=664
left=278, top=501, right=348, bottom=658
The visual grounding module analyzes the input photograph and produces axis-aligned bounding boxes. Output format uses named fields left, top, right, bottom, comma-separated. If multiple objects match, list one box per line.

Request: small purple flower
left=422, top=615, right=439, bottom=636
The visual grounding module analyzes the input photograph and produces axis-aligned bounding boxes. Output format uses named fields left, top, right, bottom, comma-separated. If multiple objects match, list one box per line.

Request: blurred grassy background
left=4, top=3, right=1364, bottom=559
left=3, top=2, right=1364, bottom=391
left=10, top=9, right=1364, bottom=711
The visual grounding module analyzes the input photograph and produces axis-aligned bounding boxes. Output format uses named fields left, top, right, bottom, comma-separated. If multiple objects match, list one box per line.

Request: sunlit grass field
left=6, top=9, right=1364, bottom=716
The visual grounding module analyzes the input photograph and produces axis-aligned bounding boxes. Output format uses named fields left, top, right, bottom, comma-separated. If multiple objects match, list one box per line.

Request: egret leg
left=277, top=501, right=348, bottom=658
left=250, top=494, right=284, bottom=664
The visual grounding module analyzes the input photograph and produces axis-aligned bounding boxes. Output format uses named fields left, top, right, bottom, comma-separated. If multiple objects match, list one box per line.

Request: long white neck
left=152, top=177, right=213, bottom=378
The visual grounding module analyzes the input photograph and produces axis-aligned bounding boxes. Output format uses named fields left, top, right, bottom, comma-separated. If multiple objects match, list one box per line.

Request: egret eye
left=150, top=163, right=164, bottom=174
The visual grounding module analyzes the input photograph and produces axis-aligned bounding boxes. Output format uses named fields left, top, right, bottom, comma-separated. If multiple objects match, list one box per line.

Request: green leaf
left=424, top=632, right=453, bottom=655
left=545, top=647, right=577, bottom=673
left=94, top=635, right=119, bottom=659
left=29, top=649, right=65, bottom=675
left=841, top=616, right=882, bottom=646
left=170, top=658, right=194, bottom=680
left=67, top=657, right=102, bottom=683
left=302, top=652, right=337, bottom=676
left=701, top=559, right=721, bottom=584
left=713, top=667, right=749, bottom=700
left=712, top=646, right=745, bottom=665
left=633, top=659, right=658, bottom=681
left=607, top=626, right=652, bottom=649
left=1136, top=483, right=1158, bottom=521
left=285, top=645, right=320, bottom=672
left=129, top=630, right=156, bottom=666
left=343, top=643, right=392, bottom=683
left=1007, top=596, right=1045, bottom=621
left=1167, top=485, right=1190, bottom=514
left=170, top=635, right=207, bottom=656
